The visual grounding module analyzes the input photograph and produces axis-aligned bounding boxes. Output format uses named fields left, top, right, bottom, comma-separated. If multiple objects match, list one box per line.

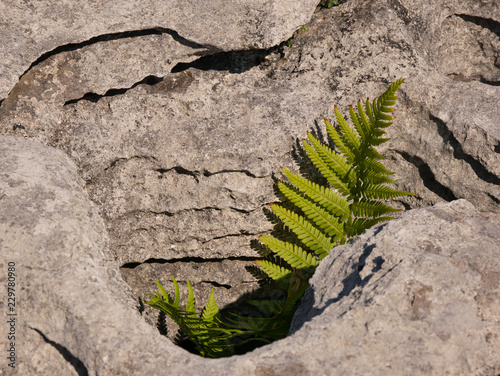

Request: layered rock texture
left=0, top=0, right=499, bottom=374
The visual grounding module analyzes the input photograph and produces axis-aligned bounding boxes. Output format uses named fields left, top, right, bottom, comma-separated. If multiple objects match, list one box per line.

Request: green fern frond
left=148, top=79, right=414, bottom=358
left=255, top=259, right=291, bottom=281
left=202, top=289, right=219, bottom=322
left=259, top=235, right=320, bottom=269
left=186, top=280, right=196, bottom=316
left=270, top=204, right=334, bottom=258
left=351, top=199, right=401, bottom=218
left=302, top=139, right=351, bottom=196
left=306, top=131, right=356, bottom=185
left=325, top=115, right=357, bottom=165
left=277, top=182, right=344, bottom=239
left=282, top=167, right=350, bottom=218
left=362, top=183, right=414, bottom=200
left=147, top=278, right=245, bottom=358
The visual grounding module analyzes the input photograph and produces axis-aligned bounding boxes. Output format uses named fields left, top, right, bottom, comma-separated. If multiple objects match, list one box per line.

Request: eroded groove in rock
left=395, top=151, right=458, bottom=201
left=30, top=327, right=89, bottom=376
left=487, top=192, right=500, bottom=204
left=156, top=166, right=200, bottom=183
left=200, top=281, right=232, bottom=289
left=429, top=114, right=500, bottom=185
left=64, top=75, right=163, bottom=105
left=121, top=255, right=260, bottom=269
left=479, top=78, right=500, bottom=86
left=203, top=168, right=265, bottom=179
left=171, top=48, right=275, bottom=74
left=20, top=28, right=212, bottom=81
left=456, top=14, right=500, bottom=38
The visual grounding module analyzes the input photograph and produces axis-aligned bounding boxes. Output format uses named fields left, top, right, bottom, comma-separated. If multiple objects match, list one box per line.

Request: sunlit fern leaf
left=259, top=235, right=320, bottom=269
left=345, top=216, right=396, bottom=238
left=362, top=183, right=413, bottom=200
left=282, top=167, right=350, bottom=218
left=302, top=140, right=351, bottom=196
left=147, top=279, right=245, bottom=358
left=202, top=289, right=219, bottom=322
left=306, top=132, right=356, bottom=185
left=186, top=280, right=196, bottom=317
left=349, top=104, right=367, bottom=143
left=351, top=199, right=402, bottom=218
left=333, top=106, right=361, bottom=163
left=255, top=259, right=291, bottom=282
left=270, top=204, right=334, bottom=258
left=277, top=182, right=344, bottom=239
left=363, top=158, right=395, bottom=179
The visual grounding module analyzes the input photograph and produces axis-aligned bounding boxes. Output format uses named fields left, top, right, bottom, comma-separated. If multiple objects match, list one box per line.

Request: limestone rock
left=1, top=0, right=499, bottom=339
left=1, top=0, right=500, bottom=372
left=287, top=199, right=500, bottom=375
left=1, top=136, right=498, bottom=374
left=0, top=0, right=318, bottom=98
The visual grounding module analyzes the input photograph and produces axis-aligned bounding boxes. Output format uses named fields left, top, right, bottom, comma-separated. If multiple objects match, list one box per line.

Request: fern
left=244, top=78, right=413, bottom=338
left=146, top=278, right=244, bottom=358
left=148, top=79, right=414, bottom=357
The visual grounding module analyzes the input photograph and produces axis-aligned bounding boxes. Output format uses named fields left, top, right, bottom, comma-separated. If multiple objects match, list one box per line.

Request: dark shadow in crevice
left=395, top=151, right=457, bottom=201
left=486, top=192, right=500, bottom=205
left=456, top=14, right=500, bottom=38
left=30, top=327, right=89, bottom=376
left=21, top=28, right=214, bottom=81
left=429, top=114, right=500, bottom=185
left=64, top=75, right=163, bottom=105
left=121, top=255, right=260, bottom=269
left=479, top=78, right=500, bottom=86
left=171, top=47, right=275, bottom=74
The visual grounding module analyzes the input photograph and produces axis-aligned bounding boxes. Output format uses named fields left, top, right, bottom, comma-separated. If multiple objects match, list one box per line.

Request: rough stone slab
left=1, top=135, right=499, bottom=374
left=0, top=0, right=318, bottom=98
left=1, top=0, right=499, bottom=327
left=286, top=199, right=500, bottom=375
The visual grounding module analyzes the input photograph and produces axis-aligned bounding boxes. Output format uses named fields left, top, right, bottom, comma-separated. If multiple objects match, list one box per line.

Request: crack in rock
left=394, top=150, right=457, bottom=201
left=456, top=14, right=500, bottom=38
left=64, top=75, right=164, bottom=105
left=171, top=47, right=276, bottom=74
left=121, top=255, right=260, bottom=269
left=30, top=327, right=89, bottom=376
left=20, top=27, right=215, bottom=82
left=429, top=114, right=500, bottom=186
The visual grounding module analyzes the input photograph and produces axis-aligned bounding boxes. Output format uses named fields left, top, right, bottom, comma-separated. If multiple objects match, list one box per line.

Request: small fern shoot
left=147, top=277, right=244, bottom=358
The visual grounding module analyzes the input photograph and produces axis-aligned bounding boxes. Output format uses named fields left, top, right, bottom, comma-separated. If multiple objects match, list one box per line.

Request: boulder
left=1, top=0, right=499, bottom=340
left=1, top=0, right=499, bottom=372
left=288, top=199, right=500, bottom=375
left=0, top=0, right=318, bottom=98
left=1, top=135, right=499, bottom=374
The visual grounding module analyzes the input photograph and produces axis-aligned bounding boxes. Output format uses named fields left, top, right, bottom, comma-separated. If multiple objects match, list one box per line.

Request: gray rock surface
left=1, top=135, right=499, bottom=375
left=1, top=0, right=500, bottom=373
left=3, top=0, right=498, bottom=320
left=286, top=199, right=500, bottom=375
left=0, top=0, right=318, bottom=98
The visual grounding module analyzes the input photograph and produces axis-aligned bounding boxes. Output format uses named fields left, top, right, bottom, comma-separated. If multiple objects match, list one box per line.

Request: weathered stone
left=288, top=199, right=500, bottom=375
left=0, top=0, right=318, bottom=98
left=1, top=0, right=500, bottom=372
left=1, top=0, right=499, bottom=345
left=1, top=136, right=499, bottom=374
